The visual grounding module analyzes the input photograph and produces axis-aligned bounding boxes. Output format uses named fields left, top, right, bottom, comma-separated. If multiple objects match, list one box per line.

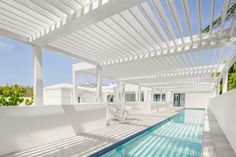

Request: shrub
left=0, top=85, right=24, bottom=106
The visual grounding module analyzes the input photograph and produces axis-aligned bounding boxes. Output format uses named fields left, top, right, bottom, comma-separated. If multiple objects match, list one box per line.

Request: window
left=162, top=94, right=166, bottom=101
left=153, top=94, right=166, bottom=101
left=153, top=94, right=161, bottom=101
left=125, top=93, right=136, bottom=102
left=107, top=95, right=114, bottom=102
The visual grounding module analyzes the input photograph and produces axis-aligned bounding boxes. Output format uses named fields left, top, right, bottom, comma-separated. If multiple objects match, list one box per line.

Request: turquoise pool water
left=101, top=109, right=205, bottom=157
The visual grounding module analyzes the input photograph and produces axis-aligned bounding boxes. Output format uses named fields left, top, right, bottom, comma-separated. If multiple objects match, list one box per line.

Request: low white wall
left=208, top=89, right=236, bottom=153
left=185, top=92, right=211, bottom=109
left=0, top=104, right=106, bottom=156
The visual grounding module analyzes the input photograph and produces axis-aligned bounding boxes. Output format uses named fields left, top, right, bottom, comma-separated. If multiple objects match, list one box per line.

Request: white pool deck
left=202, top=110, right=236, bottom=157
left=2, top=108, right=235, bottom=157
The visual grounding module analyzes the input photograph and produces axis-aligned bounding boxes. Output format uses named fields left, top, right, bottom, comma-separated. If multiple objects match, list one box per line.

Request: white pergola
left=1, top=0, right=236, bottom=104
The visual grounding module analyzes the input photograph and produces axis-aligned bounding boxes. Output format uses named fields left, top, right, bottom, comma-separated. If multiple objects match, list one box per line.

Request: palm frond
left=202, top=2, right=236, bottom=33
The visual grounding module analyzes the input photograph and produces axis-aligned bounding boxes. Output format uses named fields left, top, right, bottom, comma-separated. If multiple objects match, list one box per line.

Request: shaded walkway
left=202, top=110, right=236, bottom=157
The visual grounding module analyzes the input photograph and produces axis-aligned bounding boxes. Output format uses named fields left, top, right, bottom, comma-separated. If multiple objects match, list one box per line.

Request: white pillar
left=135, top=89, right=138, bottom=102
left=33, top=45, right=43, bottom=105
left=137, top=85, right=141, bottom=102
left=211, top=86, right=217, bottom=97
left=116, top=81, right=120, bottom=103
left=151, top=88, right=154, bottom=101
left=166, top=91, right=172, bottom=103
left=96, top=65, right=102, bottom=103
left=120, top=82, right=125, bottom=120
left=144, top=89, right=149, bottom=102
left=72, top=71, right=79, bottom=104
left=222, top=71, right=228, bottom=93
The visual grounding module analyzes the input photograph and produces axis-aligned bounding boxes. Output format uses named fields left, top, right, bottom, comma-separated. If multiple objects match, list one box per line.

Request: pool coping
left=88, top=109, right=183, bottom=157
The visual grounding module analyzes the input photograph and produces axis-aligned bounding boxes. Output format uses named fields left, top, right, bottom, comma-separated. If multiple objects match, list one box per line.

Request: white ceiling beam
left=0, top=29, right=28, bottom=43
left=31, top=0, right=146, bottom=46
left=101, top=29, right=236, bottom=65
left=140, top=2, right=170, bottom=48
left=167, top=0, right=184, bottom=44
left=117, top=66, right=217, bottom=81
left=143, top=81, right=214, bottom=87
left=152, top=0, right=177, bottom=46
left=196, top=0, right=202, bottom=39
left=45, top=45, right=99, bottom=65
left=209, top=0, right=215, bottom=38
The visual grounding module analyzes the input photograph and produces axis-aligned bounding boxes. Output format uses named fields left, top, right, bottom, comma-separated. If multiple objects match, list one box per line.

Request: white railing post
left=222, top=71, right=228, bottom=93
left=116, top=81, right=120, bottom=103
left=72, top=70, right=79, bottom=104
left=120, top=82, right=125, bottom=120
left=33, top=45, right=43, bottom=105
left=138, top=85, right=141, bottom=102
left=96, top=65, right=102, bottom=103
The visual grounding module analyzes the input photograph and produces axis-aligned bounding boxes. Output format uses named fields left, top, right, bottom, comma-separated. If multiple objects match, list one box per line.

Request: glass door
left=173, top=94, right=185, bottom=107
left=174, top=94, right=180, bottom=106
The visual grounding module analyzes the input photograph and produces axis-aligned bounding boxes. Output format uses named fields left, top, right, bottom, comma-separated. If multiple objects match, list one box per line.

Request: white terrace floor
left=203, top=110, right=236, bottom=157
left=2, top=108, right=235, bottom=157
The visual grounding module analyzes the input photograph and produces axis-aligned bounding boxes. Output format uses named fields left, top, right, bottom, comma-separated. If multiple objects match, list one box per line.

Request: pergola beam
left=45, top=45, right=99, bottom=65
left=31, top=0, right=146, bottom=46
left=101, top=29, right=236, bottom=65
left=0, top=29, right=28, bottom=43
left=118, top=66, right=217, bottom=81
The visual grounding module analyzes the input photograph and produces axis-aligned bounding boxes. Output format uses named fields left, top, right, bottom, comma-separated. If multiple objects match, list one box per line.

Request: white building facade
left=43, top=83, right=211, bottom=109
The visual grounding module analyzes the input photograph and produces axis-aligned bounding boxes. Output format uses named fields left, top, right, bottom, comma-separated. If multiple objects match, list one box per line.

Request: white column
left=96, top=65, right=102, bottom=103
left=135, top=89, right=138, bottom=102
left=72, top=71, right=79, bottom=104
left=222, top=71, right=228, bottom=93
left=211, top=86, right=217, bottom=97
left=144, top=89, right=149, bottom=102
left=33, top=45, right=43, bottom=105
left=116, top=81, right=120, bottom=103
left=137, top=85, right=141, bottom=102
left=151, top=88, right=154, bottom=101
left=166, top=91, right=172, bottom=103
left=120, top=82, right=125, bottom=120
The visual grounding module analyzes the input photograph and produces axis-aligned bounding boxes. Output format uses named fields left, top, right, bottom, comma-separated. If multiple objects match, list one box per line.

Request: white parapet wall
left=0, top=104, right=106, bottom=156
left=185, top=92, right=211, bottom=109
left=208, top=89, right=236, bottom=153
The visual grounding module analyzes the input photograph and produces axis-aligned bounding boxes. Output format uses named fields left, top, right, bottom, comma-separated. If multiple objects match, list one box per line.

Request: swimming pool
left=94, top=109, right=205, bottom=157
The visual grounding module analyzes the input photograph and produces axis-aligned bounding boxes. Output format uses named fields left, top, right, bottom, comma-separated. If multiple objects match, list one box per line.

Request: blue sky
left=0, top=0, right=233, bottom=87
left=0, top=36, right=114, bottom=87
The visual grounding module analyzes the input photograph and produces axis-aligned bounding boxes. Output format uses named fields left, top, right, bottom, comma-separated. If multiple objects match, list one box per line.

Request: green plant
left=0, top=85, right=24, bottom=106
left=228, top=62, right=236, bottom=91
left=203, top=1, right=236, bottom=33
left=25, top=97, right=34, bottom=106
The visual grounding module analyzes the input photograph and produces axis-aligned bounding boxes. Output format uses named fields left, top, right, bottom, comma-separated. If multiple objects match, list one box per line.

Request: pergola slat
left=219, top=0, right=229, bottom=38
left=181, top=0, right=193, bottom=43
left=0, top=0, right=235, bottom=91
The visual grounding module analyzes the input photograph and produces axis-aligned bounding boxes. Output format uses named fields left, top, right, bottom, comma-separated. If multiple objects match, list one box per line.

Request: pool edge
left=88, top=110, right=182, bottom=157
